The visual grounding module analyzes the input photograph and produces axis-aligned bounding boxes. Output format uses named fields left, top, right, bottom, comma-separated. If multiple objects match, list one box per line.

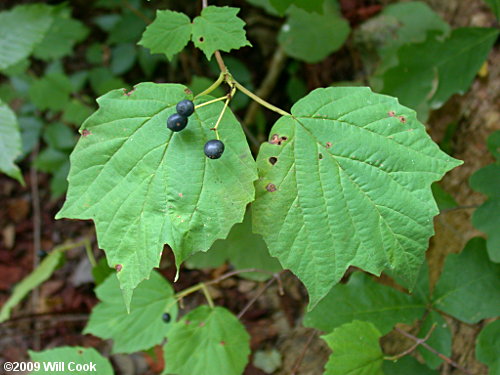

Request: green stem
left=233, top=80, right=291, bottom=117
left=195, top=73, right=224, bottom=98
left=194, top=95, right=229, bottom=109
left=200, top=283, right=214, bottom=308
left=83, top=238, right=97, bottom=267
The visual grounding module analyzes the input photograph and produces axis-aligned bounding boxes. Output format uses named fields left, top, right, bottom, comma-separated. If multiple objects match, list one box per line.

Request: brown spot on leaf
left=185, top=320, right=191, bottom=325
left=388, top=111, right=396, bottom=117
left=220, top=341, right=226, bottom=346
left=199, top=322, right=206, bottom=327
left=398, top=115, right=407, bottom=123
left=269, top=157, right=277, bottom=165
left=123, top=87, right=136, bottom=96
left=199, top=36, right=205, bottom=42
left=115, top=264, right=122, bottom=272
left=82, top=129, right=91, bottom=137
left=184, top=88, right=193, bottom=95
left=269, top=134, right=288, bottom=146
left=178, top=193, right=183, bottom=197
left=266, top=183, right=277, bottom=192
left=319, top=153, right=323, bottom=159
left=325, top=142, right=332, bottom=148
left=77, top=350, right=83, bottom=355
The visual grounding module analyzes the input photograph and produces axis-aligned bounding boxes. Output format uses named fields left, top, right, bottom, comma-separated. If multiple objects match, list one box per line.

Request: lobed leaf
left=84, top=271, right=177, bottom=354
left=164, top=306, right=250, bottom=375
left=322, top=321, right=384, bottom=375
left=253, top=86, right=461, bottom=309
left=476, top=320, right=500, bottom=374
left=56, top=83, right=257, bottom=309
left=0, top=99, right=24, bottom=184
left=138, top=10, right=191, bottom=61
left=192, top=6, right=252, bottom=60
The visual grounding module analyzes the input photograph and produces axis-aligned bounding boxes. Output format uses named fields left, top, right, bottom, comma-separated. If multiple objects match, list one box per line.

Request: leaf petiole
left=195, top=72, right=225, bottom=98
left=233, top=80, right=291, bottom=117
left=194, top=95, right=229, bottom=109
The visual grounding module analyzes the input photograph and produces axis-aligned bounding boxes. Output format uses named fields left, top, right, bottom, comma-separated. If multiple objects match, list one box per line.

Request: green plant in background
left=0, top=0, right=499, bottom=374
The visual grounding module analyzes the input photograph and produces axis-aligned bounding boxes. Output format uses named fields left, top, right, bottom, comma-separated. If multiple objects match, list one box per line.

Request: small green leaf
left=18, top=116, right=43, bottom=157
left=92, top=257, right=114, bottom=286
left=270, top=0, right=325, bottom=14
left=186, top=209, right=282, bottom=281
left=164, top=306, right=250, bottom=375
left=487, top=130, right=500, bottom=160
left=0, top=246, right=65, bottom=322
left=470, top=164, right=500, bottom=198
left=192, top=6, right=251, bottom=60
left=108, top=10, right=147, bottom=44
left=43, top=123, right=77, bottom=151
left=383, top=356, right=438, bottom=375
left=34, top=148, right=68, bottom=173
left=278, top=1, right=350, bottom=63
left=84, top=271, right=177, bottom=354
left=304, top=272, right=426, bottom=334
left=483, top=0, right=500, bottom=19
left=417, top=311, right=451, bottom=369
left=431, top=183, right=457, bottom=211
left=382, top=27, right=499, bottom=114
left=138, top=10, right=191, bottom=61
left=89, top=67, right=127, bottom=96
left=33, top=7, right=89, bottom=61
left=56, top=84, right=257, bottom=309
left=433, top=237, right=500, bottom=323
left=0, top=4, right=53, bottom=70
left=476, top=320, right=500, bottom=374
left=0, top=99, right=24, bottom=183
left=29, top=347, right=114, bottom=375
left=62, top=100, right=93, bottom=126
left=252, top=87, right=461, bottom=309
left=322, top=321, right=384, bottom=375
left=110, top=43, right=137, bottom=75
left=29, top=73, right=73, bottom=111
left=473, top=198, right=500, bottom=263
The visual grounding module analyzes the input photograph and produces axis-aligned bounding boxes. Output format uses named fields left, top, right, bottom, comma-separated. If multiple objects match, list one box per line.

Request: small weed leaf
left=164, top=306, right=250, bottom=375
left=252, top=86, right=462, bottom=309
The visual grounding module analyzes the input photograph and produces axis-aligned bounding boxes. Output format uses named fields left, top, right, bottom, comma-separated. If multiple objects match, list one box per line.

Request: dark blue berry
left=162, top=312, right=171, bottom=323
left=204, top=140, right=225, bottom=159
left=37, top=249, right=47, bottom=259
left=176, top=100, right=195, bottom=117
left=167, top=113, right=188, bottom=132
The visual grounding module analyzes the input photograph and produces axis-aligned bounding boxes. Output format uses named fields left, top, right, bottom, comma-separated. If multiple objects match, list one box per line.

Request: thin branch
left=121, top=0, right=151, bottom=23
left=234, top=81, right=291, bottom=117
left=237, top=277, right=276, bottom=319
left=30, top=146, right=41, bottom=351
left=243, top=46, right=287, bottom=126
left=290, top=330, right=317, bottom=375
left=394, top=327, right=473, bottom=375
left=385, top=324, right=436, bottom=361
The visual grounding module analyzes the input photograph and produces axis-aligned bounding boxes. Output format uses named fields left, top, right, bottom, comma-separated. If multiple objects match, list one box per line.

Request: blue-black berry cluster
left=167, top=99, right=225, bottom=159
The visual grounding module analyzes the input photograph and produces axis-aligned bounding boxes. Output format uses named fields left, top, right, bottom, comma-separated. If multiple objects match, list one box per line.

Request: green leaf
left=304, top=272, right=425, bottom=334
left=62, top=100, right=93, bottom=126
left=92, top=257, right=115, bottom=286
left=470, top=164, right=500, bottom=198
left=0, top=99, right=24, bottom=183
left=138, top=10, right=191, bottom=61
left=164, top=306, right=250, bottom=375
left=33, top=7, right=89, bottom=61
left=483, top=0, right=500, bottom=19
left=487, top=130, right=500, bottom=160
left=476, top=320, right=500, bottom=374
left=89, top=67, right=127, bottom=96
left=0, top=246, right=65, bottom=322
left=383, top=356, right=438, bottom=375
left=19, top=116, right=43, bottom=157
left=110, top=43, right=137, bottom=75
left=34, top=148, right=68, bottom=173
left=417, top=311, right=451, bottom=369
left=322, top=321, right=384, bottom=375
left=192, top=6, right=251, bottom=60
left=252, top=87, right=461, bottom=308
left=43, top=122, right=77, bottom=151
left=431, top=183, right=457, bottom=211
left=108, top=10, right=146, bottom=44
left=473, top=198, right=500, bottom=262
left=29, top=73, right=73, bottom=111
left=0, top=4, right=53, bottom=70
left=270, top=0, right=325, bottom=14
left=29, top=347, right=114, bottom=375
left=56, top=83, right=257, bottom=309
left=49, top=160, right=70, bottom=198
left=278, top=1, right=350, bottom=63
left=433, top=237, right=500, bottom=323
left=186, top=209, right=282, bottom=281
left=381, top=27, right=499, bottom=114
left=84, top=271, right=177, bottom=354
